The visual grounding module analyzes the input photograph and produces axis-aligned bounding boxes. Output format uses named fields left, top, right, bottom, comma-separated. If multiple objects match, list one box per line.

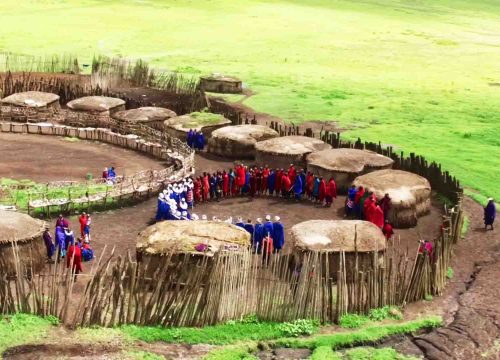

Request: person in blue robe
left=293, top=174, right=303, bottom=200
left=484, top=198, right=496, bottom=230
left=108, top=167, right=116, bottom=179
left=64, top=229, right=75, bottom=250
left=299, top=170, right=307, bottom=194
left=156, top=193, right=166, bottom=221
left=312, top=177, right=320, bottom=200
left=243, top=220, right=254, bottom=245
left=195, top=131, right=205, bottom=150
left=268, top=170, right=276, bottom=196
left=348, top=185, right=357, bottom=201
left=55, top=226, right=66, bottom=258
left=253, top=219, right=264, bottom=253
left=209, top=174, right=217, bottom=199
left=263, top=215, right=274, bottom=238
left=272, top=216, right=285, bottom=252
left=229, top=169, right=235, bottom=193
left=242, top=170, right=250, bottom=194
left=235, top=217, right=245, bottom=228
left=187, top=129, right=194, bottom=148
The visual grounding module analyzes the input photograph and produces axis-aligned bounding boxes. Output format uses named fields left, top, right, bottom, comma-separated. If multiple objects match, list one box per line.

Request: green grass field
left=1, top=0, right=499, bottom=200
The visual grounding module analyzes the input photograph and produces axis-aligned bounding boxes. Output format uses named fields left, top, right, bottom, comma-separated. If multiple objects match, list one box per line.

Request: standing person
left=306, top=171, right=314, bottom=199
left=236, top=164, right=246, bottom=194
left=254, top=218, right=264, bottom=253
left=263, top=215, right=274, bottom=238
left=108, top=167, right=116, bottom=180
left=288, top=164, right=297, bottom=186
left=43, top=226, right=55, bottom=262
left=299, top=169, right=307, bottom=196
left=55, top=226, right=66, bottom=258
left=229, top=169, right=236, bottom=196
left=186, top=183, right=194, bottom=208
left=262, top=166, right=270, bottom=195
left=312, top=176, right=320, bottom=202
left=215, top=173, right=223, bottom=201
left=281, top=173, right=291, bottom=199
left=379, top=193, right=392, bottom=220
left=102, top=167, right=108, bottom=180
left=318, top=177, right=327, bottom=204
left=202, top=173, right=210, bottom=201
left=235, top=217, right=245, bottom=228
left=418, top=239, right=434, bottom=260
left=222, top=170, right=229, bottom=197
left=275, top=169, right=283, bottom=197
left=64, top=228, right=75, bottom=250
left=261, top=234, right=273, bottom=266
left=382, top=220, right=394, bottom=241
left=325, top=177, right=337, bottom=207
left=194, top=177, right=202, bottom=203
left=244, top=219, right=254, bottom=245
left=272, top=216, right=285, bottom=253
left=354, top=186, right=365, bottom=218
left=249, top=170, right=257, bottom=198
left=78, top=212, right=87, bottom=238
left=293, top=173, right=303, bottom=201
left=67, top=241, right=83, bottom=277
left=84, top=214, right=92, bottom=242
left=267, top=169, right=276, bottom=196
left=484, top=198, right=496, bottom=230
left=359, top=190, right=371, bottom=220
left=372, top=204, right=385, bottom=228
left=56, top=214, right=69, bottom=229
left=187, top=129, right=194, bottom=148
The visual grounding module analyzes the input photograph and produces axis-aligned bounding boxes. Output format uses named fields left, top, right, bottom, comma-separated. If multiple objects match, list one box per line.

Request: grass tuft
left=311, top=346, right=341, bottom=360
left=0, top=314, right=58, bottom=353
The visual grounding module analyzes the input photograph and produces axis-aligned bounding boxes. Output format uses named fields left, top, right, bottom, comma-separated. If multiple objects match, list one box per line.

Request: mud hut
left=136, top=221, right=250, bottom=272
left=163, top=112, right=231, bottom=140
left=112, top=106, right=177, bottom=131
left=255, top=135, right=331, bottom=169
left=208, top=124, right=279, bottom=159
left=66, top=96, right=126, bottom=127
left=200, top=74, right=242, bottom=94
left=291, top=220, right=386, bottom=280
left=353, top=169, right=431, bottom=228
left=0, top=210, right=46, bottom=276
left=1, top=91, right=60, bottom=122
left=306, top=149, right=394, bottom=193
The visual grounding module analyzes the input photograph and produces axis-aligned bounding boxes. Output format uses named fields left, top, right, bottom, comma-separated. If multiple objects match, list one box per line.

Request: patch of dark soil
left=135, top=341, right=215, bottom=359
left=256, top=348, right=311, bottom=360
left=2, top=343, right=120, bottom=360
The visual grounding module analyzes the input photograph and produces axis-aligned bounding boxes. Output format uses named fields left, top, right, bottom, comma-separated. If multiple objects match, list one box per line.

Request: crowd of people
left=186, top=130, right=206, bottom=150
left=102, top=166, right=117, bottom=184
left=42, top=214, right=94, bottom=276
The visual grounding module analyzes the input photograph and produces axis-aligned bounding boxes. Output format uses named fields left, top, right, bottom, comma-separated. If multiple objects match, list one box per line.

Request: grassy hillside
left=0, top=0, right=499, bottom=199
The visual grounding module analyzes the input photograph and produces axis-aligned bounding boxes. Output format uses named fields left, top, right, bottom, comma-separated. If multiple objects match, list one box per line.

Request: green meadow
left=1, top=0, right=499, bottom=200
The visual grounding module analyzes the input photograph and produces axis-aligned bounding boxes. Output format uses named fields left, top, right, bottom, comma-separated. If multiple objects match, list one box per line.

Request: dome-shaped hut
left=291, top=220, right=386, bottom=281
left=0, top=210, right=46, bottom=275
left=112, top=106, right=177, bottom=131
left=1, top=91, right=60, bottom=122
left=164, top=112, right=231, bottom=140
left=208, top=124, right=279, bottom=159
left=353, top=169, right=431, bottom=228
left=200, top=74, right=242, bottom=94
left=136, top=221, right=251, bottom=272
left=306, top=149, right=394, bottom=193
left=255, top=135, right=331, bottom=169
left=66, top=96, right=126, bottom=127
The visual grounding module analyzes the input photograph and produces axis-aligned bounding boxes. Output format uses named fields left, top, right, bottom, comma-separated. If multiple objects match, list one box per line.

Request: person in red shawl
left=325, top=178, right=337, bottom=207
left=382, top=220, right=394, bottom=240
left=281, top=174, right=292, bottom=199
left=255, top=167, right=262, bottom=194
left=194, top=177, right=202, bottom=203
left=78, top=212, right=87, bottom=238
left=261, top=234, right=274, bottom=266
left=202, top=173, right=210, bottom=201
left=67, top=240, right=83, bottom=277
left=275, top=169, right=283, bottom=197
left=222, top=171, right=229, bottom=197
left=363, top=194, right=376, bottom=222
left=236, top=164, right=246, bottom=193
left=372, top=204, right=384, bottom=228
left=288, top=164, right=296, bottom=185
left=262, top=166, right=270, bottom=194
left=306, top=171, right=314, bottom=199
left=378, top=193, right=392, bottom=220
left=318, top=177, right=327, bottom=204
left=354, top=186, right=365, bottom=216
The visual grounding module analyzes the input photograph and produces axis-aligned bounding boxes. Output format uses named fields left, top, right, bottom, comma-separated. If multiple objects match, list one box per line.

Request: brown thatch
left=208, top=124, right=279, bottom=159
left=1, top=91, right=60, bottom=108
left=112, top=107, right=177, bottom=123
left=164, top=113, right=231, bottom=140
left=255, top=135, right=331, bottom=169
left=353, top=169, right=432, bottom=228
left=66, top=96, right=125, bottom=113
left=291, top=220, right=386, bottom=253
left=0, top=210, right=46, bottom=275
left=136, top=221, right=250, bottom=257
left=306, top=148, right=394, bottom=192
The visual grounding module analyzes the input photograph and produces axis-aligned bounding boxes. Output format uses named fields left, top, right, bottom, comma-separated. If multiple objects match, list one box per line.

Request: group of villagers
left=42, top=213, right=94, bottom=276
left=186, top=129, right=206, bottom=151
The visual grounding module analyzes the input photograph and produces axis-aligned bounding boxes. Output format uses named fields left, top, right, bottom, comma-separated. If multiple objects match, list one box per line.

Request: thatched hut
left=66, top=96, right=126, bottom=127
left=112, top=106, right=177, bottom=131
left=353, top=169, right=431, bottom=228
left=291, top=220, right=386, bottom=281
left=208, top=124, right=279, bottom=159
left=1, top=91, right=60, bottom=122
left=0, top=210, right=46, bottom=276
left=200, top=74, right=242, bottom=94
left=255, top=135, right=331, bottom=169
left=136, top=221, right=251, bottom=272
left=306, top=149, right=394, bottom=193
left=164, top=112, right=231, bottom=140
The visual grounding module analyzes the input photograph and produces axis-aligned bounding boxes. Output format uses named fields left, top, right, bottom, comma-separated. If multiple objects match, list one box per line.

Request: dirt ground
left=0, top=132, right=167, bottom=183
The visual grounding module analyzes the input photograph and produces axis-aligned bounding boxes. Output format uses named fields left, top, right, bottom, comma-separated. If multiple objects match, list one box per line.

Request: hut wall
left=389, top=198, right=431, bottom=228
left=164, top=123, right=229, bottom=141
left=207, top=137, right=256, bottom=159
left=255, top=151, right=307, bottom=170
left=0, top=237, right=46, bottom=276
left=200, top=79, right=242, bottom=94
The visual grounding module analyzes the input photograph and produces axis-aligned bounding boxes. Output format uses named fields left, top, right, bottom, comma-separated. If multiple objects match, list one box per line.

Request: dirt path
left=393, top=197, right=500, bottom=359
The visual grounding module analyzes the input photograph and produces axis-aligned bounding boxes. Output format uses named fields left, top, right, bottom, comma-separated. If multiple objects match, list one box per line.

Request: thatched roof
left=352, top=169, right=431, bottom=207
left=112, top=107, right=177, bottom=123
left=1, top=91, right=59, bottom=108
left=164, top=112, right=231, bottom=132
left=67, top=96, right=125, bottom=112
left=306, top=148, right=394, bottom=174
left=211, top=125, right=278, bottom=146
left=0, top=210, right=45, bottom=244
left=200, top=74, right=241, bottom=82
left=291, top=220, right=386, bottom=252
left=255, top=136, right=331, bottom=156
left=136, top=221, right=250, bottom=256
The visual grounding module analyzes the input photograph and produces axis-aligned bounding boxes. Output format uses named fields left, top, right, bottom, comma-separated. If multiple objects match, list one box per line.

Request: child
left=84, top=214, right=92, bottom=242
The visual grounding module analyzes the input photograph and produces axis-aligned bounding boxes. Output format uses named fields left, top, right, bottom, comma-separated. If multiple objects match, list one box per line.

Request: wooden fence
left=0, top=200, right=463, bottom=326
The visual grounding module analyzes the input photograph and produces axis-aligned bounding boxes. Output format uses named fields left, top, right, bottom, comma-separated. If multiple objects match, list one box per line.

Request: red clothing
left=354, top=188, right=365, bottom=204
left=318, top=180, right=326, bottom=201
left=327, top=179, right=337, bottom=199
left=275, top=171, right=283, bottom=192
left=282, top=175, right=291, bottom=191
left=250, top=173, right=257, bottom=197
left=379, top=196, right=392, bottom=217
left=203, top=175, right=210, bottom=200
left=306, top=174, right=314, bottom=195
left=382, top=223, right=394, bottom=240
left=78, top=215, right=87, bottom=238
left=222, top=172, right=229, bottom=195
left=102, top=170, right=108, bottom=179
left=288, top=166, right=296, bottom=185
left=194, top=179, right=202, bottom=202
left=67, top=245, right=83, bottom=273
left=237, top=166, right=246, bottom=187
left=419, top=242, right=433, bottom=259
left=372, top=205, right=385, bottom=228
left=364, top=198, right=375, bottom=222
